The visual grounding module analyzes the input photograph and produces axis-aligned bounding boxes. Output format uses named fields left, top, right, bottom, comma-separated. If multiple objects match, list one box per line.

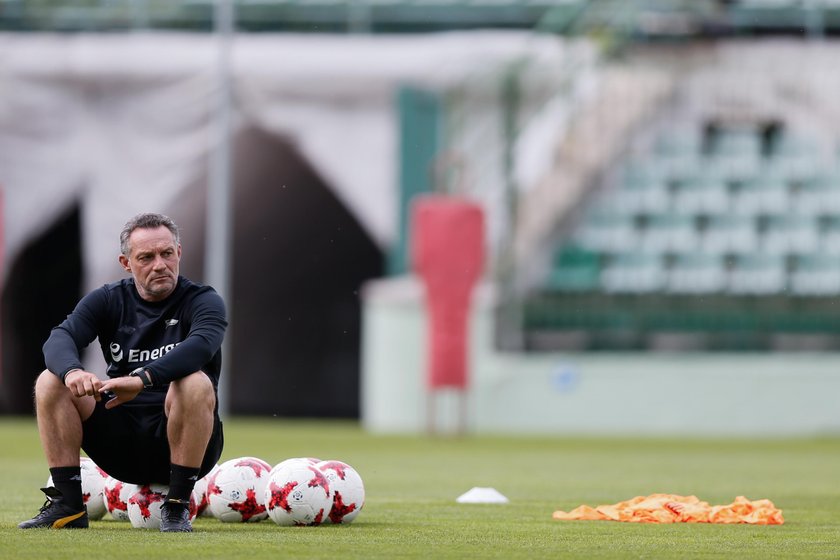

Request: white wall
left=361, top=277, right=840, bottom=436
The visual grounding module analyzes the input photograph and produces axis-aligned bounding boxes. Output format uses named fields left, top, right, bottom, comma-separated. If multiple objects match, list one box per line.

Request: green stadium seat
left=623, top=182, right=671, bottom=216
left=671, top=174, right=730, bottom=216
left=621, top=159, right=667, bottom=189
left=547, top=245, right=602, bottom=292
left=765, top=133, right=823, bottom=182
left=653, top=127, right=702, bottom=157
left=790, top=254, right=840, bottom=296
left=761, top=215, right=820, bottom=255
left=793, top=172, right=840, bottom=216
left=596, top=178, right=670, bottom=217
left=727, top=253, right=787, bottom=295
left=701, top=214, right=758, bottom=254
left=706, top=127, right=763, bottom=181
left=639, top=213, right=699, bottom=254
left=709, top=127, right=762, bottom=157
left=699, top=154, right=758, bottom=183
left=728, top=1, right=809, bottom=33
left=667, top=253, right=727, bottom=294
left=730, top=176, right=790, bottom=216
left=650, top=153, right=701, bottom=182
left=601, top=252, right=666, bottom=294
left=819, top=216, right=840, bottom=256
left=574, top=213, right=639, bottom=253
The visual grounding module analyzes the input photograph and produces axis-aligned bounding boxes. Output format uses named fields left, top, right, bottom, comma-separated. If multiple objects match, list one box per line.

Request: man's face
left=119, top=226, right=181, bottom=302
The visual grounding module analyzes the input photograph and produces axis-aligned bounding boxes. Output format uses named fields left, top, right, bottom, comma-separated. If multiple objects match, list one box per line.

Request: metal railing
left=0, top=0, right=583, bottom=33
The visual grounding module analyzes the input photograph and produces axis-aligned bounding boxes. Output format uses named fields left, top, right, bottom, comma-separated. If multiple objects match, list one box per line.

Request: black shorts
left=81, top=397, right=223, bottom=485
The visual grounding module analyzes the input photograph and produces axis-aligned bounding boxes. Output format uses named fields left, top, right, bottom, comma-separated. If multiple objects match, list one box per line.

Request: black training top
left=43, top=276, right=227, bottom=404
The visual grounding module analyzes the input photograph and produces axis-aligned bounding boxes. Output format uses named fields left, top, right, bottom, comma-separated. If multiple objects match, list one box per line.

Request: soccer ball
left=127, top=484, right=168, bottom=529
left=79, top=458, right=110, bottom=521
left=45, top=457, right=109, bottom=521
left=207, top=456, right=272, bottom=522
left=126, top=484, right=198, bottom=530
left=268, top=457, right=321, bottom=478
left=102, top=477, right=140, bottom=521
left=316, top=460, right=365, bottom=524
left=193, top=464, right=220, bottom=518
left=265, top=461, right=333, bottom=526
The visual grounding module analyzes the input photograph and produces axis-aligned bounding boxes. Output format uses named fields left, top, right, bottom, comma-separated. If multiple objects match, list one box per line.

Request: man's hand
left=99, top=376, right=144, bottom=409
left=64, top=369, right=105, bottom=401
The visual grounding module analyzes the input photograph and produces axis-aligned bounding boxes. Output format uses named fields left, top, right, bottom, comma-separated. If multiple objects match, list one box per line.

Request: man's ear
left=118, top=254, right=131, bottom=272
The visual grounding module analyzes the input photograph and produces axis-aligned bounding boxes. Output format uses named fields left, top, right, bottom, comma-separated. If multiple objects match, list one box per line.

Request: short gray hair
left=120, top=213, right=180, bottom=256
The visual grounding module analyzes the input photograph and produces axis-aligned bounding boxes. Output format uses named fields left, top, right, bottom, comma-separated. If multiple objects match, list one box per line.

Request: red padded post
left=411, top=194, right=485, bottom=390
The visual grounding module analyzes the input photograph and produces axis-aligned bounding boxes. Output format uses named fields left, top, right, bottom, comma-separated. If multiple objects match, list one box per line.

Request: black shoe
left=18, top=487, right=88, bottom=529
left=160, top=499, right=192, bottom=532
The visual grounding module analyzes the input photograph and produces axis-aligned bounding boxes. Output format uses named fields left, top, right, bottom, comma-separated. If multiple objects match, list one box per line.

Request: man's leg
left=19, top=371, right=96, bottom=529
left=164, top=371, right=215, bottom=468
left=35, top=370, right=96, bottom=467
left=161, top=371, right=215, bottom=532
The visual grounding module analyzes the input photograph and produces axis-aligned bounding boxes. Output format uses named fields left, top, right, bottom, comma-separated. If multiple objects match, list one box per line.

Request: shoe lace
left=34, top=497, right=56, bottom=518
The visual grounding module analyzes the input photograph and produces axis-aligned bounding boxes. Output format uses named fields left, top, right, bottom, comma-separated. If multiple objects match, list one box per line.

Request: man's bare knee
left=34, top=370, right=69, bottom=401
left=35, top=369, right=58, bottom=389
left=172, top=371, right=214, bottom=397
left=165, top=372, right=215, bottom=415
left=34, top=369, right=94, bottom=421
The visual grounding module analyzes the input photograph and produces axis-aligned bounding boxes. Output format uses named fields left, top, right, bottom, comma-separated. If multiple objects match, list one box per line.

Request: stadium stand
left=7, top=0, right=840, bottom=36
left=526, top=108, right=840, bottom=351
left=0, top=0, right=587, bottom=32
left=790, top=253, right=840, bottom=296
left=667, top=253, right=728, bottom=295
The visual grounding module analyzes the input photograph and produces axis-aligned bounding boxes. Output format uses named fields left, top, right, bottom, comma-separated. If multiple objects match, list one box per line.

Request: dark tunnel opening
left=1, top=205, right=83, bottom=413
left=169, top=126, right=386, bottom=418
left=225, top=127, right=385, bottom=418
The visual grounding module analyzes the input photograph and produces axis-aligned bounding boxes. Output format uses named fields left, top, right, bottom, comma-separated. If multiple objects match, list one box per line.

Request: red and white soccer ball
left=127, top=484, right=168, bottom=529
left=207, top=456, right=272, bottom=523
left=264, top=461, right=333, bottom=526
left=126, top=484, right=198, bottom=529
left=45, top=457, right=110, bottom=521
left=102, top=476, right=140, bottom=521
left=316, top=460, right=365, bottom=524
left=193, top=464, right=220, bottom=518
left=268, top=457, right=320, bottom=479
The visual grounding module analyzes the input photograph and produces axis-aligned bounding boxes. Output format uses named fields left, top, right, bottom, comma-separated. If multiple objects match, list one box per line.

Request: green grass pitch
left=2, top=416, right=840, bottom=559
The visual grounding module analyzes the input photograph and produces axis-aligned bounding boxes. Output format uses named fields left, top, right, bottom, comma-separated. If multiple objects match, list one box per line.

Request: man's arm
left=144, top=289, right=227, bottom=386
left=43, top=288, right=108, bottom=384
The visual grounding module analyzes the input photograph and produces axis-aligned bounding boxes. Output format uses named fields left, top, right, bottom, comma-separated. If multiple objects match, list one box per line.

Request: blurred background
left=2, top=0, right=840, bottom=436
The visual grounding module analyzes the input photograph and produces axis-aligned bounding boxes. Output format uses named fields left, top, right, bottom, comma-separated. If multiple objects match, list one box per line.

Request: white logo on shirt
left=127, top=342, right=180, bottom=363
left=110, top=343, right=123, bottom=363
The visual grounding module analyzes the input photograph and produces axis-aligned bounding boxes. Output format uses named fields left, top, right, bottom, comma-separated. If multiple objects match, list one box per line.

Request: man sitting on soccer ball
left=19, top=213, right=227, bottom=532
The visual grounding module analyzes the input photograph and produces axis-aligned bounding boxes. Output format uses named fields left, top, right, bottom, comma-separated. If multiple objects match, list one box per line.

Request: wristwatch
left=129, top=367, right=154, bottom=388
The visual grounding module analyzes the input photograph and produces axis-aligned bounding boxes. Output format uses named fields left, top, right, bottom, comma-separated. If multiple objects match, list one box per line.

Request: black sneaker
left=18, top=487, right=88, bottom=529
left=160, top=499, right=192, bottom=532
